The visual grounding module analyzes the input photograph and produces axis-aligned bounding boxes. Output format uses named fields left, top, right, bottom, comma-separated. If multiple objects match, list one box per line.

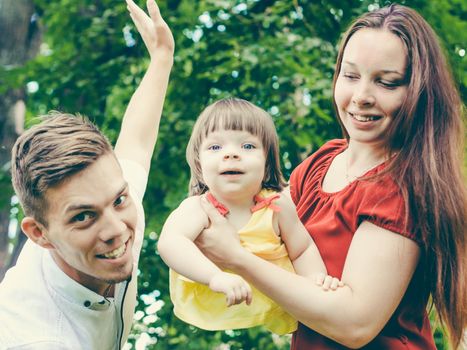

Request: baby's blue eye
left=208, top=144, right=221, bottom=151
left=242, top=143, right=256, bottom=150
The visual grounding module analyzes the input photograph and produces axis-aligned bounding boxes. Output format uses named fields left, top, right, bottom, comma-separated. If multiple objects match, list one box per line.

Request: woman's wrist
left=225, top=246, right=252, bottom=271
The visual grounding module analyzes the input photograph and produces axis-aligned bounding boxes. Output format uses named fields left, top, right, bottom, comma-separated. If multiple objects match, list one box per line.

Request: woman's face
left=334, top=28, right=408, bottom=146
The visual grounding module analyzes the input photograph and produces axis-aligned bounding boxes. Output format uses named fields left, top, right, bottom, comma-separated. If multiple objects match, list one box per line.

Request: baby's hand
left=316, top=272, right=345, bottom=291
left=209, top=271, right=253, bottom=306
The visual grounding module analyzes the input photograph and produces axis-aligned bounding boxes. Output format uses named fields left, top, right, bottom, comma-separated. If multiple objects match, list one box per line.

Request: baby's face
left=199, top=129, right=266, bottom=199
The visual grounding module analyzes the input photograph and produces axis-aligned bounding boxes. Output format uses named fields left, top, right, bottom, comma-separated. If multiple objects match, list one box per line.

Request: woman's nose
left=352, top=82, right=376, bottom=107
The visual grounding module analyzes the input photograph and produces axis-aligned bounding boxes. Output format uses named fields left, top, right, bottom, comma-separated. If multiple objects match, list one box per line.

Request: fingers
left=125, top=0, right=149, bottom=34
left=126, top=0, right=161, bottom=27
left=315, top=272, right=325, bottom=286
left=146, top=0, right=163, bottom=25
left=240, top=283, right=252, bottom=306
left=321, top=275, right=332, bottom=291
left=245, top=285, right=253, bottom=305
left=329, top=277, right=341, bottom=290
left=317, top=274, right=344, bottom=291
left=125, top=0, right=174, bottom=57
left=226, top=286, right=253, bottom=306
left=126, top=0, right=145, bottom=19
left=200, top=196, right=228, bottom=225
left=226, top=283, right=252, bottom=306
left=210, top=272, right=252, bottom=306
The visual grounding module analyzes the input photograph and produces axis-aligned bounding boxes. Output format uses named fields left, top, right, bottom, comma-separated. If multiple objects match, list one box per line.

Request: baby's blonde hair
left=186, top=98, right=286, bottom=196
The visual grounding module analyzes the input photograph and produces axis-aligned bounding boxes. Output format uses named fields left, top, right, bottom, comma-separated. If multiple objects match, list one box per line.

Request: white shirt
left=0, top=159, right=147, bottom=350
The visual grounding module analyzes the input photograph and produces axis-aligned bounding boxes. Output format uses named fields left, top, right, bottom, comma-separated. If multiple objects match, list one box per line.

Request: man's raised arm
left=115, top=0, right=174, bottom=173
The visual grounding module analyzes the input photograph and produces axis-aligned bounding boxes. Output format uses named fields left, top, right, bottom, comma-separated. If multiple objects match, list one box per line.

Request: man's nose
left=100, top=210, right=127, bottom=242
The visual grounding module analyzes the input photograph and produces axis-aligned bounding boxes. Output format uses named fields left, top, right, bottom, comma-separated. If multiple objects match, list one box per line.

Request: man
left=0, top=1, right=173, bottom=349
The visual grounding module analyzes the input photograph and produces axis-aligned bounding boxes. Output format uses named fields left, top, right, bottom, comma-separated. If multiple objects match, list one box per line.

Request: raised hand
left=209, top=271, right=253, bottom=306
left=125, top=0, right=174, bottom=60
left=115, top=0, right=173, bottom=172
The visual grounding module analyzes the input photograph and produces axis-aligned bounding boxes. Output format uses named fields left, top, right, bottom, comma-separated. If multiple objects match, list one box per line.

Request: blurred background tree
left=0, top=0, right=464, bottom=349
left=0, top=0, right=41, bottom=281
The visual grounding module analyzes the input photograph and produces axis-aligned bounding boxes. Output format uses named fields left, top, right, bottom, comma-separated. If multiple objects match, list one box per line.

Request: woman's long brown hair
left=332, top=4, right=466, bottom=348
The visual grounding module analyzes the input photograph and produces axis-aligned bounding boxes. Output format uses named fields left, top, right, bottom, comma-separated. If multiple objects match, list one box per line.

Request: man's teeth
left=351, top=113, right=379, bottom=122
left=102, top=244, right=126, bottom=259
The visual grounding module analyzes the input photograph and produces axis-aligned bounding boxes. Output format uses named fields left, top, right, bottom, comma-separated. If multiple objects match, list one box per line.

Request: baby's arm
left=276, top=193, right=343, bottom=290
left=158, top=196, right=252, bottom=305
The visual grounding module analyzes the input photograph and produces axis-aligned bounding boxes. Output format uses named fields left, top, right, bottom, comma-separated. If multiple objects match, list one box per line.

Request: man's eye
left=208, top=144, right=221, bottom=151
left=242, top=143, right=256, bottom=150
left=72, top=212, right=95, bottom=223
left=114, top=195, right=127, bottom=207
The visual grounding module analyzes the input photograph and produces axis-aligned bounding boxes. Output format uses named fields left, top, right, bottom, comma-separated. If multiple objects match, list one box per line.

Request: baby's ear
left=21, top=217, right=55, bottom=249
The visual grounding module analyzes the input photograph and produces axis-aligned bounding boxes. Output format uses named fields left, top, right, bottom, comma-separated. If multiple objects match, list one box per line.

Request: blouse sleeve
left=290, top=139, right=347, bottom=205
left=356, top=177, right=420, bottom=244
left=289, top=157, right=308, bottom=205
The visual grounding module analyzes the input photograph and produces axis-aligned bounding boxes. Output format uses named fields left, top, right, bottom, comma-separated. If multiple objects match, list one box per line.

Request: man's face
left=41, top=153, right=137, bottom=294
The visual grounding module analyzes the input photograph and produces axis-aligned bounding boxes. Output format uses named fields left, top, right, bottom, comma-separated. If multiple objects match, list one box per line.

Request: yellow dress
left=169, top=189, right=298, bottom=335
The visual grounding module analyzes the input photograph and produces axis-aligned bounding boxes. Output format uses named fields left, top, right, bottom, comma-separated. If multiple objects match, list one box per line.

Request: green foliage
left=3, top=0, right=464, bottom=349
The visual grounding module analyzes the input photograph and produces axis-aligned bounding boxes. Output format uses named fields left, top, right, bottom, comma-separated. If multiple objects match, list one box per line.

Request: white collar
left=42, top=251, right=113, bottom=311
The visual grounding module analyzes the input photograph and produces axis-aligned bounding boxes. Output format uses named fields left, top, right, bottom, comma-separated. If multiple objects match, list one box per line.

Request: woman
left=196, top=4, right=466, bottom=349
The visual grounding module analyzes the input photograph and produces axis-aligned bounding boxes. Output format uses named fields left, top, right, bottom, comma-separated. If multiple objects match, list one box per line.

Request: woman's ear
left=21, top=217, right=55, bottom=249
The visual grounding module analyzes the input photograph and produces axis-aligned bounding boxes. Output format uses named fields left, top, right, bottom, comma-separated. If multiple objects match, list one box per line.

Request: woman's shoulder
left=321, top=138, right=348, bottom=151
left=353, top=175, right=420, bottom=242
left=312, top=138, right=347, bottom=159
left=296, top=139, right=346, bottom=170
left=290, top=139, right=346, bottom=187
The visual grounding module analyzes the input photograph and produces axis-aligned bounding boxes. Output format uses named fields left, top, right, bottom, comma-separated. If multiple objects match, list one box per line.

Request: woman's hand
left=196, top=196, right=244, bottom=269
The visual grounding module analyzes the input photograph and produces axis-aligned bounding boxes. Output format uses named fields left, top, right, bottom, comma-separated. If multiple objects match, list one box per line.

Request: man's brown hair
left=11, top=112, right=113, bottom=226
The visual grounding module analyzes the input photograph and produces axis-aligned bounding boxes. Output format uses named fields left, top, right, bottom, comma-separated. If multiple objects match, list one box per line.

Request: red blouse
left=289, top=139, right=435, bottom=350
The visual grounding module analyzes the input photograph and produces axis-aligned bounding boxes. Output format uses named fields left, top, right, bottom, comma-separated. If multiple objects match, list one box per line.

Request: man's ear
left=21, top=217, right=55, bottom=249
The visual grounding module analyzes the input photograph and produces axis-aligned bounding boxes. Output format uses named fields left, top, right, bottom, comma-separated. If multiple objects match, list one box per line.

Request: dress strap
left=205, top=193, right=229, bottom=216
left=251, top=193, right=281, bottom=213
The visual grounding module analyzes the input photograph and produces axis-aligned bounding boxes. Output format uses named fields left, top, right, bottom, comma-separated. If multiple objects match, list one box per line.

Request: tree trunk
left=0, top=0, right=41, bottom=281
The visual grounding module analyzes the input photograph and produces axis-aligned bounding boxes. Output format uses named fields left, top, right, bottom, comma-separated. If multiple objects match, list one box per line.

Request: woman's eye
left=114, top=195, right=127, bottom=207
left=208, top=144, right=221, bottom=151
left=343, top=73, right=359, bottom=80
left=378, top=80, right=400, bottom=89
left=242, top=143, right=256, bottom=150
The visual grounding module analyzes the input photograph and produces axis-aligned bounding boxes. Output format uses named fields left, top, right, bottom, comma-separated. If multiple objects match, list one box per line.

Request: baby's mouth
left=220, top=170, right=244, bottom=175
